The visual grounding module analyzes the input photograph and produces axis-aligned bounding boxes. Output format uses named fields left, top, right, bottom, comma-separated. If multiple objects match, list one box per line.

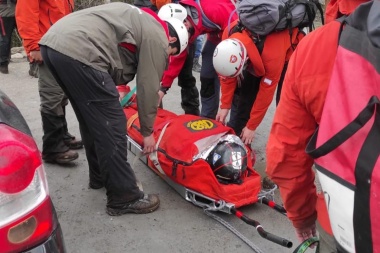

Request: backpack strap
left=227, top=9, right=238, bottom=36
left=228, top=20, right=267, bottom=55
left=306, top=96, right=380, bottom=158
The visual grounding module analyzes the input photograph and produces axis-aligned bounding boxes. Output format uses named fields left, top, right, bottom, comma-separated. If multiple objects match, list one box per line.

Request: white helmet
left=158, top=3, right=187, bottom=22
left=165, top=17, right=189, bottom=56
left=213, top=38, right=247, bottom=78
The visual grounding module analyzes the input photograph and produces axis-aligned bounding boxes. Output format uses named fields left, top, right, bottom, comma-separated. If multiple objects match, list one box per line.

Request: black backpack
left=236, top=0, right=323, bottom=36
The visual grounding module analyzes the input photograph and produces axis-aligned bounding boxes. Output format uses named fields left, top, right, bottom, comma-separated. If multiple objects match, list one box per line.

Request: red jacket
left=265, top=21, right=344, bottom=233
left=161, top=0, right=237, bottom=88
left=219, top=20, right=302, bottom=131
left=325, top=0, right=368, bottom=24
left=16, top=0, right=74, bottom=55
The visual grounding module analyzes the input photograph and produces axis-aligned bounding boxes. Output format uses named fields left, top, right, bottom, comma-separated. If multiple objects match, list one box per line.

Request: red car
left=0, top=90, right=66, bottom=253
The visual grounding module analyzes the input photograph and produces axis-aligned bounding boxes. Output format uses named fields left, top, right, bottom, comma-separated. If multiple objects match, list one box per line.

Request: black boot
left=0, top=64, right=9, bottom=74
left=106, top=194, right=160, bottom=216
left=40, top=112, right=79, bottom=163
left=181, top=86, right=200, bottom=116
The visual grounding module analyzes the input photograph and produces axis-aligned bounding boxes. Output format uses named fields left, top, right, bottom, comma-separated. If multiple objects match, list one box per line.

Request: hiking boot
left=192, top=57, right=202, bottom=72
left=64, top=138, right=84, bottom=150
left=63, top=132, right=83, bottom=149
left=0, top=65, right=9, bottom=74
left=43, top=150, right=79, bottom=164
left=106, top=194, right=160, bottom=216
left=262, top=176, right=276, bottom=190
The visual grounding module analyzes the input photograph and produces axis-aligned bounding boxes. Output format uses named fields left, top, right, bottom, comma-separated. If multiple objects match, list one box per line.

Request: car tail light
left=0, top=124, right=55, bottom=253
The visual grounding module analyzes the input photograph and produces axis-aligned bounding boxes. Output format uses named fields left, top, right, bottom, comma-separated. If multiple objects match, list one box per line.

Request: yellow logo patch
left=186, top=119, right=216, bottom=132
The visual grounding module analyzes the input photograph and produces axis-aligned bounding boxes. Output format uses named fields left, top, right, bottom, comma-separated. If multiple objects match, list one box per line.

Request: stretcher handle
left=231, top=208, right=293, bottom=248
left=261, top=197, right=287, bottom=216
left=257, top=228, right=293, bottom=248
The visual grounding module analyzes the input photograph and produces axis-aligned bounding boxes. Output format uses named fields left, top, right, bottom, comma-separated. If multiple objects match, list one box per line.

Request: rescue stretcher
left=122, top=97, right=293, bottom=252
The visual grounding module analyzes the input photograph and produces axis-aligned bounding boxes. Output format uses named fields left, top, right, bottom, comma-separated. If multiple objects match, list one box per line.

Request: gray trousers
left=39, top=62, right=68, bottom=116
left=38, top=62, right=71, bottom=157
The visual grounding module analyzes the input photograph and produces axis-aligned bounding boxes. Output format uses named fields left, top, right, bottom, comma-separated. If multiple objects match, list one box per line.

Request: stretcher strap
left=120, top=86, right=136, bottom=107
left=127, top=113, right=139, bottom=130
left=149, top=121, right=170, bottom=175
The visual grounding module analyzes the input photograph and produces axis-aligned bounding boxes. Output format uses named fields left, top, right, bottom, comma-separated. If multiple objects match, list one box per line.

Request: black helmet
left=206, top=141, right=248, bottom=184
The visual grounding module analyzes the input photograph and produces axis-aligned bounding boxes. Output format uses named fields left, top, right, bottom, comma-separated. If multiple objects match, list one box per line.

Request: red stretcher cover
left=124, top=104, right=261, bottom=208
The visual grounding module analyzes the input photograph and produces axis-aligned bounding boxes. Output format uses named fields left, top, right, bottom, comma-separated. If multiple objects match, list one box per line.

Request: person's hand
left=240, top=126, right=255, bottom=145
left=29, top=50, right=43, bottom=64
left=119, top=91, right=127, bottom=102
left=142, top=134, right=155, bottom=154
left=158, top=90, right=165, bottom=106
left=295, top=223, right=317, bottom=248
left=215, top=109, right=229, bottom=125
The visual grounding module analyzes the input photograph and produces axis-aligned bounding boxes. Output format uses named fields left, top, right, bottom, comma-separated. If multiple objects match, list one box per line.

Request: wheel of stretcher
left=206, top=141, right=248, bottom=184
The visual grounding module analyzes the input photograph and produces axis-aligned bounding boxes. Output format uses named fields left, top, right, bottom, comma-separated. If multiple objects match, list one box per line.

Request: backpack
left=306, top=2, right=380, bottom=252
left=236, top=0, right=323, bottom=36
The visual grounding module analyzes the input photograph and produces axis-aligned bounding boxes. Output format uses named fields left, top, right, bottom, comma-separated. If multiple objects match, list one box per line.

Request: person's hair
left=167, top=22, right=181, bottom=54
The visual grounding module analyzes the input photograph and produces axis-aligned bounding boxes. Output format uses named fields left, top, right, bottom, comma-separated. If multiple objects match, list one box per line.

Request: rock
left=11, top=46, right=25, bottom=55
left=11, top=53, right=24, bottom=59
left=10, top=47, right=27, bottom=62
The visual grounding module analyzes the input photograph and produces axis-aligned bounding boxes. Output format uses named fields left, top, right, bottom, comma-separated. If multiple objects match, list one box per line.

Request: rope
left=201, top=201, right=264, bottom=253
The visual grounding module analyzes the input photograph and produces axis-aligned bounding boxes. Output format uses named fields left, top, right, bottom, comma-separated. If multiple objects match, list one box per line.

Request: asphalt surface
left=1, top=60, right=314, bottom=253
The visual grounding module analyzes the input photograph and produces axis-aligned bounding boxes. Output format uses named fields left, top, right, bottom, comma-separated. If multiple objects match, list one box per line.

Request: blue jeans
left=194, top=35, right=204, bottom=59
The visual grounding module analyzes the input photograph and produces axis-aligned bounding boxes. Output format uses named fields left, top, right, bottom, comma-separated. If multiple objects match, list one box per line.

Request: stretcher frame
left=126, top=135, right=296, bottom=250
